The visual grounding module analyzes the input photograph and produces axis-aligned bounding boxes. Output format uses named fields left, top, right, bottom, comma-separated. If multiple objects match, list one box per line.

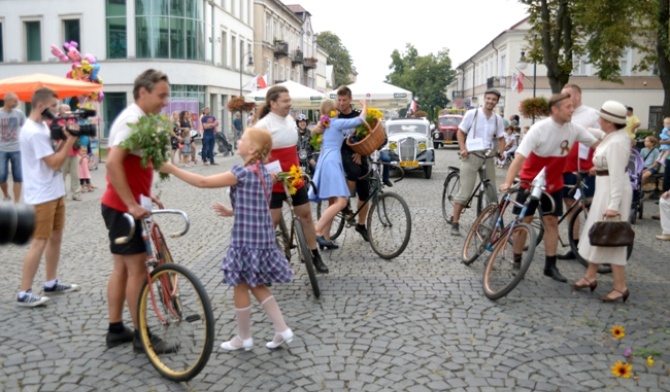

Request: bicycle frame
left=449, top=150, right=498, bottom=209
left=342, top=160, right=403, bottom=226
left=117, top=210, right=190, bottom=324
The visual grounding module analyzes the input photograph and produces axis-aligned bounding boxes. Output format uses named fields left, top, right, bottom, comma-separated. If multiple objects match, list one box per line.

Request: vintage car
left=382, top=118, right=435, bottom=179
left=433, top=109, right=465, bottom=148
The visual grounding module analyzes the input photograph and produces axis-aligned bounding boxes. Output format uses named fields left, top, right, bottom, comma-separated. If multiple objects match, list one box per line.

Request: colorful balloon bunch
left=50, top=41, right=104, bottom=103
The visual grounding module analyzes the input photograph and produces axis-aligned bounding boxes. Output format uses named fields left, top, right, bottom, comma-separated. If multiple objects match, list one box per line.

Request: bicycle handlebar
left=114, top=209, right=190, bottom=245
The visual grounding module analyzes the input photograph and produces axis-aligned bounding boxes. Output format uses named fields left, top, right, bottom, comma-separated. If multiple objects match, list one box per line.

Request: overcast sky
left=288, top=0, right=529, bottom=82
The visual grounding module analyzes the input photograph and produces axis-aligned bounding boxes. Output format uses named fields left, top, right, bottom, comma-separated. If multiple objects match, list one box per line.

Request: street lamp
left=517, top=50, right=537, bottom=123
left=239, top=52, right=255, bottom=97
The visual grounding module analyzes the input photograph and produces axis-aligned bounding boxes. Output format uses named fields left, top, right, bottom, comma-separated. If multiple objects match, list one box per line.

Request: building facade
left=447, top=18, right=664, bottom=132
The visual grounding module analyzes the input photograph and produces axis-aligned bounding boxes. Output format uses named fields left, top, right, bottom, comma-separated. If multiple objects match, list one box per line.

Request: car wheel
left=424, top=165, right=432, bottom=179
left=433, top=142, right=440, bottom=149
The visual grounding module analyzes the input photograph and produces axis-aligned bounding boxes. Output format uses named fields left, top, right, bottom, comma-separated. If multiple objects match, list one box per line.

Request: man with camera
left=16, top=87, right=81, bottom=307
left=0, top=92, right=25, bottom=203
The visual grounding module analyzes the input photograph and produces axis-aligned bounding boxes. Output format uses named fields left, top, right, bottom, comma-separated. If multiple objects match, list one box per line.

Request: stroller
left=215, top=131, right=234, bottom=157
left=627, top=147, right=645, bottom=224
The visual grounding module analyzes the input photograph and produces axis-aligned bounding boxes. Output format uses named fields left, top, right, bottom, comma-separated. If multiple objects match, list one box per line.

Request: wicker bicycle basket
left=346, top=118, right=385, bottom=156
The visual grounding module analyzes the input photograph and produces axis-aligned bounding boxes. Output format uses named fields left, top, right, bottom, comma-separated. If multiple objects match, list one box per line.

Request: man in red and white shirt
left=501, top=93, right=603, bottom=283
left=558, top=83, right=600, bottom=260
left=254, top=85, right=328, bottom=274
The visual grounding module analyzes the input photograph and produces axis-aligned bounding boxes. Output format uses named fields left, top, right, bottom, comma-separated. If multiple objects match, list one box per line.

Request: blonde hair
left=646, top=135, right=659, bottom=147
left=320, top=99, right=337, bottom=116
left=243, top=128, right=273, bottom=166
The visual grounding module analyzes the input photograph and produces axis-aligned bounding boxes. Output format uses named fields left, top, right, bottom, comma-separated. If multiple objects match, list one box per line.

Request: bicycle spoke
left=483, top=223, right=536, bottom=300
left=368, top=193, right=411, bottom=259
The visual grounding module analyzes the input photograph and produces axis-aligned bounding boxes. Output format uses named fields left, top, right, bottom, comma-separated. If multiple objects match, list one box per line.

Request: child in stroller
left=215, top=131, right=234, bottom=156
left=627, top=147, right=646, bottom=224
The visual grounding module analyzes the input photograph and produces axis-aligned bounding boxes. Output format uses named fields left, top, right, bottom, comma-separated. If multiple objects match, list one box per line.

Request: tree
left=316, top=31, right=353, bottom=88
left=385, top=44, right=455, bottom=119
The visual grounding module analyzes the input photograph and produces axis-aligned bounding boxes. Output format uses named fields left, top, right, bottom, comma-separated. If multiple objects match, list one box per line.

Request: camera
left=42, top=108, right=98, bottom=141
left=0, top=202, right=35, bottom=245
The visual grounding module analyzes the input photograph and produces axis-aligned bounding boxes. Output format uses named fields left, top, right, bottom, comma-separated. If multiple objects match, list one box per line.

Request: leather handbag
left=588, top=218, right=635, bottom=247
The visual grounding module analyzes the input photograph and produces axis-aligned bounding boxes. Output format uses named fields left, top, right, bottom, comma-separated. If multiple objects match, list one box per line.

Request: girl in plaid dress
left=160, top=128, right=295, bottom=351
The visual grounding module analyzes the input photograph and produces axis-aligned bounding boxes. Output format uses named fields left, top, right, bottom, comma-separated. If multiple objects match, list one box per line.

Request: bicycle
left=462, top=174, right=550, bottom=300
left=116, top=209, right=215, bottom=382
left=441, top=149, right=498, bottom=223
left=316, top=159, right=412, bottom=260
left=275, top=174, right=320, bottom=298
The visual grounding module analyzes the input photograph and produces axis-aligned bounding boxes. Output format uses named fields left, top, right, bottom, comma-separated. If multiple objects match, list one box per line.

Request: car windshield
left=387, top=123, right=428, bottom=136
left=439, top=117, right=461, bottom=127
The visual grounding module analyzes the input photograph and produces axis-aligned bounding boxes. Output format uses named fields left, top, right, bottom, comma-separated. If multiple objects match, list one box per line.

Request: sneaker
left=43, top=280, right=81, bottom=295
left=656, top=234, right=670, bottom=241
left=133, top=331, right=179, bottom=354
left=355, top=224, right=370, bottom=242
left=3, top=196, right=10, bottom=201
left=17, top=290, right=49, bottom=307
left=450, top=222, right=460, bottom=236
left=106, top=326, right=134, bottom=348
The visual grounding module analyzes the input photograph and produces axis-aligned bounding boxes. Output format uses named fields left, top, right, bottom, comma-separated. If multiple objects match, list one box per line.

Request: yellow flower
left=611, top=325, right=625, bottom=340
left=329, top=110, right=337, bottom=117
left=611, top=361, right=633, bottom=378
left=646, top=356, right=654, bottom=367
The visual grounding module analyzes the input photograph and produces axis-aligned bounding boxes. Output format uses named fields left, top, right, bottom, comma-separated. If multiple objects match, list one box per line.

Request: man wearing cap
left=557, top=83, right=600, bottom=260
left=448, top=88, right=506, bottom=236
left=500, top=93, right=604, bottom=282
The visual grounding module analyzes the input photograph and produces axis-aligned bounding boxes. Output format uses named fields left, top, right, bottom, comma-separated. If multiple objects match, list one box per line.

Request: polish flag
left=511, top=72, right=525, bottom=93
left=408, top=99, right=418, bottom=115
left=257, top=74, right=268, bottom=89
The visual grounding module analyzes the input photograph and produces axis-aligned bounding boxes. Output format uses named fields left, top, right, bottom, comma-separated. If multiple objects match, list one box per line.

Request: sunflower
left=611, top=361, right=633, bottom=378
left=277, top=165, right=304, bottom=195
left=611, top=325, right=625, bottom=339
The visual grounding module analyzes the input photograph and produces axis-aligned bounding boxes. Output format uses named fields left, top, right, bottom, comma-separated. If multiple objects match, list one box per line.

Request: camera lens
left=0, top=203, right=35, bottom=245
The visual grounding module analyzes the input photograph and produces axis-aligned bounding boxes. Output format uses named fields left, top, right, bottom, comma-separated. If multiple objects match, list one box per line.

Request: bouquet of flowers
left=226, top=96, right=256, bottom=113
left=350, top=107, right=384, bottom=143
left=309, top=114, right=330, bottom=151
left=519, top=97, right=550, bottom=119
left=277, top=165, right=304, bottom=195
left=119, top=114, right=172, bottom=181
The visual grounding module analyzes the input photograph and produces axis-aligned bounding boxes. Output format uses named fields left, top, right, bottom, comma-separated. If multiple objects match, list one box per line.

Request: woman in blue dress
left=309, top=99, right=367, bottom=249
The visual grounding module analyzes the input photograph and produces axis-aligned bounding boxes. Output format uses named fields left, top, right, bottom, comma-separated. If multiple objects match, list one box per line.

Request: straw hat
left=598, top=101, right=627, bottom=125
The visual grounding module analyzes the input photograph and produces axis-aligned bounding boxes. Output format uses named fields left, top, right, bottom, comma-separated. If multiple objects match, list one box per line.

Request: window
left=106, top=0, right=127, bottom=58
left=135, top=0, right=204, bottom=60
left=25, top=21, right=41, bottom=62
left=619, top=48, right=632, bottom=76
left=63, top=19, right=80, bottom=47
left=265, top=13, right=271, bottom=42
left=0, top=22, right=4, bottom=62
left=221, top=31, right=227, bottom=67
left=103, top=92, right=127, bottom=138
left=231, top=36, right=237, bottom=68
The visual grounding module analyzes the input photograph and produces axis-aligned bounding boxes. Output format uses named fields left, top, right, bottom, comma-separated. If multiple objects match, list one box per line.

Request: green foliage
left=120, top=113, right=172, bottom=181
left=385, top=44, right=454, bottom=118
left=316, top=32, right=353, bottom=87
left=519, top=97, right=550, bottom=119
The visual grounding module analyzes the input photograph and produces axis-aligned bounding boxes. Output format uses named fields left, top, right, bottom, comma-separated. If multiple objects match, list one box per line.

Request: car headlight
left=418, top=142, right=427, bottom=151
left=388, top=142, right=398, bottom=150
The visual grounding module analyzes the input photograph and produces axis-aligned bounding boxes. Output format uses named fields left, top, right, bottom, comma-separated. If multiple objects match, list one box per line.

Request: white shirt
left=517, top=118, right=599, bottom=158
left=19, top=119, right=66, bottom=205
left=107, top=103, right=145, bottom=156
left=572, top=105, right=600, bottom=129
left=458, top=108, right=505, bottom=150
left=255, top=112, right=298, bottom=149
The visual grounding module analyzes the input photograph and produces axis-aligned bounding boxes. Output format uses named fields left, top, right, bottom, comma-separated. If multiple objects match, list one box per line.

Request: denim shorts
left=0, top=150, right=22, bottom=183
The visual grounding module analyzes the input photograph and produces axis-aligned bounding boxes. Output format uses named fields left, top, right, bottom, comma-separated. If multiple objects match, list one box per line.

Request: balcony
left=274, top=79, right=286, bottom=84
left=291, top=49, right=303, bottom=65
left=303, top=57, right=317, bottom=69
left=452, top=90, right=464, bottom=99
left=486, top=76, right=507, bottom=89
left=274, top=40, right=288, bottom=59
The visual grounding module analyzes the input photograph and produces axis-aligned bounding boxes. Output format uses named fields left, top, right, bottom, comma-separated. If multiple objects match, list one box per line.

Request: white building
left=447, top=18, right=665, bottom=131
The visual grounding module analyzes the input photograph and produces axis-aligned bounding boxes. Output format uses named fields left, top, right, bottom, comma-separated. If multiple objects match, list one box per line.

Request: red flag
left=512, top=72, right=524, bottom=93
left=409, top=99, right=418, bottom=113
left=257, top=74, right=267, bottom=89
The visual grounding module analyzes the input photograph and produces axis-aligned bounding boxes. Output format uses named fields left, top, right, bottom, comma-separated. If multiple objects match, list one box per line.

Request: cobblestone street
left=1, top=147, right=669, bottom=391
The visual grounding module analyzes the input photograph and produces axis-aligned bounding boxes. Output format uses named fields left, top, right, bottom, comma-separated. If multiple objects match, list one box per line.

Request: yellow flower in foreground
left=611, top=325, right=625, bottom=340
left=646, top=356, right=654, bottom=367
left=611, top=361, right=633, bottom=378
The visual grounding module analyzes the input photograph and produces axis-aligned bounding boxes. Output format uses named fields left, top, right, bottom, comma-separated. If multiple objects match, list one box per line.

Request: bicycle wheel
left=462, top=204, right=499, bottom=265
left=316, top=201, right=345, bottom=241
left=293, top=218, right=320, bottom=298
left=442, top=172, right=460, bottom=222
left=276, top=214, right=292, bottom=262
left=137, top=263, right=215, bottom=382
left=483, top=223, right=536, bottom=300
left=367, top=192, right=411, bottom=259
left=567, top=204, right=631, bottom=274
left=476, top=182, right=497, bottom=215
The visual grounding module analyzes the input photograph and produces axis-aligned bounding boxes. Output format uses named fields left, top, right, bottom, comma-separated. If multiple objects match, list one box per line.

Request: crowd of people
left=6, top=67, right=666, bottom=358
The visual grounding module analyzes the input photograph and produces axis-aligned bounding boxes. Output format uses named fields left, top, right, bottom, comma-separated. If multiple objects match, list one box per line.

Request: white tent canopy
left=245, top=80, right=326, bottom=109
left=327, top=81, right=413, bottom=109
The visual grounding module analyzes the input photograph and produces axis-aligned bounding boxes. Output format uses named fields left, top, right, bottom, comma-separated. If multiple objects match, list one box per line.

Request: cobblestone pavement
left=1, top=147, right=669, bottom=392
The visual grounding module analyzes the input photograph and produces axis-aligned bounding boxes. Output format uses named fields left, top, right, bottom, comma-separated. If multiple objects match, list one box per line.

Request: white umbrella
left=327, top=81, right=413, bottom=109
left=245, top=80, right=325, bottom=109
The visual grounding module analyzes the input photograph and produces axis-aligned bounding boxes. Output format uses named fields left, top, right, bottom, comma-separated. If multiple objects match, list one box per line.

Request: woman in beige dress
left=572, top=101, right=632, bottom=303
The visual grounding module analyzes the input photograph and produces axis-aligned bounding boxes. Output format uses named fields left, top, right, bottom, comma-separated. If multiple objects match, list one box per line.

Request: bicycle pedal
left=185, top=315, right=201, bottom=323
